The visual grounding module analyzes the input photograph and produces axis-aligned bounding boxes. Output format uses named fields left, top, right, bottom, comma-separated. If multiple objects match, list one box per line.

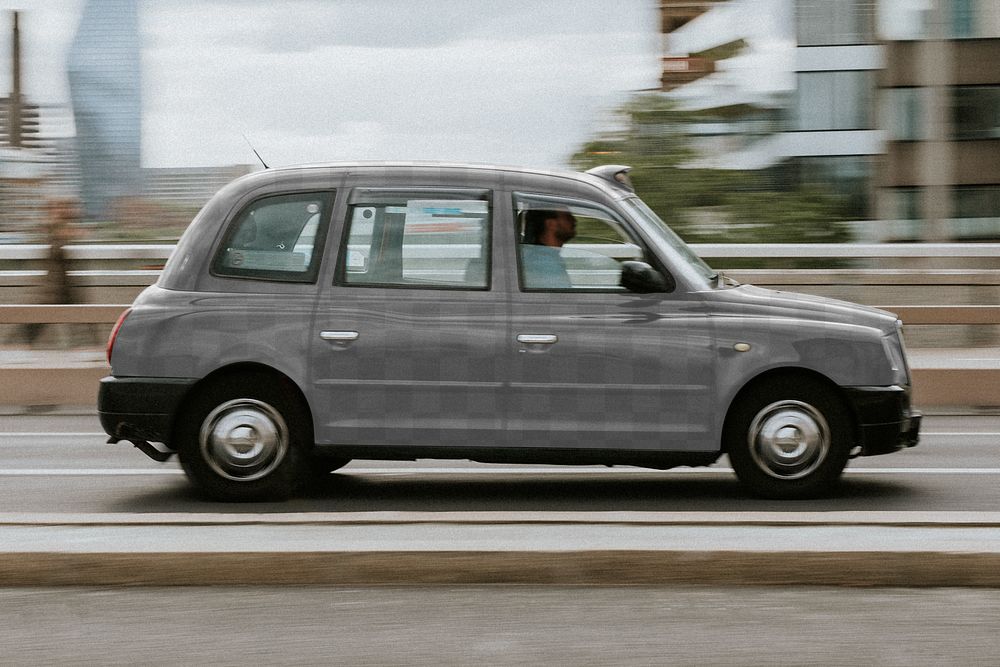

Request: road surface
left=3, top=586, right=1000, bottom=665
left=1, top=414, right=998, bottom=513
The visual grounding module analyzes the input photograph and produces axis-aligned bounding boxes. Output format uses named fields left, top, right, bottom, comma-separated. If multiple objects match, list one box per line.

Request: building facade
left=659, top=0, right=1000, bottom=239
left=878, top=0, right=1000, bottom=240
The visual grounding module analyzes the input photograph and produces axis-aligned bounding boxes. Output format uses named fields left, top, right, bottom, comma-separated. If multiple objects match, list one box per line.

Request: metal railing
left=1, top=243, right=997, bottom=407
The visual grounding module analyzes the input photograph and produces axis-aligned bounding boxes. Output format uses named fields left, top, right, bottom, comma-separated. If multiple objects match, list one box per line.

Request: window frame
left=334, top=187, right=493, bottom=291
left=210, top=190, right=335, bottom=284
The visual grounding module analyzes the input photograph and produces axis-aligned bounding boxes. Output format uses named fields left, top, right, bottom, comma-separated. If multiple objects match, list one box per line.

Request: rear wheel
left=724, top=377, right=851, bottom=499
left=176, top=373, right=309, bottom=501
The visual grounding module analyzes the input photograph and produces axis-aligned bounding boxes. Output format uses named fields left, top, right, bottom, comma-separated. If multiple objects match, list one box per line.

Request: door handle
left=517, top=334, right=558, bottom=345
left=320, top=330, right=360, bottom=342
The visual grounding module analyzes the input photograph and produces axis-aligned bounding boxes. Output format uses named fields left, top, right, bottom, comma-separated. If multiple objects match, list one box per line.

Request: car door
left=310, top=187, right=507, bottom=449
left=506, top=191, right=717, bottom=453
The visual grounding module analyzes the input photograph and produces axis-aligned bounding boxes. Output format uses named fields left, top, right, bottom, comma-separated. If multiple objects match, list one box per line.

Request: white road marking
left=1, top=433, right=108, bottom=438
left=3, top=467, right=1000, bottom=476
left=1, top=431, right=1000, bottom=439
left=0, top=469, right=185, bottom=475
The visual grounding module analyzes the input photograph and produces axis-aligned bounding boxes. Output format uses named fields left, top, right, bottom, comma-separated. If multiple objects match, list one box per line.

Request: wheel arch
left=170, top=362, right=314, bottom=448
left=721, top=367, right=858, bottom=453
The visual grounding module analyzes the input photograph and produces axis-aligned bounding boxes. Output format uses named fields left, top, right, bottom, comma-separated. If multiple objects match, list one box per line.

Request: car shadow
left=298, top=471, right=918, bottom=512
left=108, top=466, right=924, bottom=514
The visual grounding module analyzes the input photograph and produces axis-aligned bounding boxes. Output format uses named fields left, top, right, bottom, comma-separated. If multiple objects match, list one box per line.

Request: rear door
left=310, top=187, right=507, bottom=449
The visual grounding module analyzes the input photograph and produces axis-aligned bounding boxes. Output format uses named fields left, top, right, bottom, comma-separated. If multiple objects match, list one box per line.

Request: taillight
left=106, top=308, right=131, bottom=366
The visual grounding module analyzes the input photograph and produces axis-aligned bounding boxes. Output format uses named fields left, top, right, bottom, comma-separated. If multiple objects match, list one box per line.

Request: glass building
left=660, top=0, right=1000, bottom=239
left=67, top=0, right=142, bottom=222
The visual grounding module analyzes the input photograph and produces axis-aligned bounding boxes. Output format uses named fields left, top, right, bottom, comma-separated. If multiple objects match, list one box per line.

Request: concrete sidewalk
left=3, top=512, right=1000, bottom=587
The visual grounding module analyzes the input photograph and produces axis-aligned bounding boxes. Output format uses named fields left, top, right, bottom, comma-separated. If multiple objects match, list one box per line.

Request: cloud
left=14, top=0, right=660, bottom=167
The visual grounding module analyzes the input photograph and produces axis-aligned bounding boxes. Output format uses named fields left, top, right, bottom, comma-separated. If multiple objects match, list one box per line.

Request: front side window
left=339, top=189, right=490, bottom=289
left=213, top=192, right=333, bottom=282
left=514, top=193, right=647, bottom=291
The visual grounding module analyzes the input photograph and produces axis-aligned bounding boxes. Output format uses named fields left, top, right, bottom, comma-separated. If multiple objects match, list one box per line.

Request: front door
left=506, top=192, right=717, bottom=453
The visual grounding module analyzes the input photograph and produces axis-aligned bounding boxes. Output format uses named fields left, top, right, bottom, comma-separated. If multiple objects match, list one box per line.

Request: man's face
left=549, top=211, right=577, bottom=244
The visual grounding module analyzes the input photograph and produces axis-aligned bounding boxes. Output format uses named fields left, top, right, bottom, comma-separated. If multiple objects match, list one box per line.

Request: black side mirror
left=620, top=261, right=671, bottom=293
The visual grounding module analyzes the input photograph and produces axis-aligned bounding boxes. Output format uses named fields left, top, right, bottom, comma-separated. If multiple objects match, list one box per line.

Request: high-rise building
left=0, top=12, right=42, bottom=149
left=786, top=0, right=881, bottom=223
left=67, top=0, right=142, bottom=222
left=659, top=0, right=795, bottom=176
left=660, top=0, right=1000, bottom=238
left=878, top=0, right=1000, bottom=241
left=659, top=1, right=724, bottom=91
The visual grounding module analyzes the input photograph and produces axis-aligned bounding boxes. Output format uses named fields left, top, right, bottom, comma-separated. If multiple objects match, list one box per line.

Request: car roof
left=229, top=161, right=634, bottom=200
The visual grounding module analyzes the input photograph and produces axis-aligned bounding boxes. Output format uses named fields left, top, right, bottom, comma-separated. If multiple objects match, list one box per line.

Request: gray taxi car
left=99, top=162, right=921, bottom=501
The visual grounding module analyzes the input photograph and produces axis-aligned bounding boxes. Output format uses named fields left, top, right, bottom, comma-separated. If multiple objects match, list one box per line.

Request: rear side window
left=213, top=192, right=333, bottom=282
left=338, top=188, right=490, bottom=289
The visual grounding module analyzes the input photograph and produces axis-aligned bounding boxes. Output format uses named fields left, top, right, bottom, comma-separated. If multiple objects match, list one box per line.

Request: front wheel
left=724, top=378, right=852, bottom=499
left=176, top=373, right=309, bottom=502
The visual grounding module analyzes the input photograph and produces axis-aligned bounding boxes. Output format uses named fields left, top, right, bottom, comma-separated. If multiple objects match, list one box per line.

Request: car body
left=99, top=162, right=921, bottom=501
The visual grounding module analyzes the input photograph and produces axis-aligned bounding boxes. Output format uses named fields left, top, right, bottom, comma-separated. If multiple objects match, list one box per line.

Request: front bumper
left=98, top=376, right=197, bottom=446
left=843, top=385, right=922, bottom=456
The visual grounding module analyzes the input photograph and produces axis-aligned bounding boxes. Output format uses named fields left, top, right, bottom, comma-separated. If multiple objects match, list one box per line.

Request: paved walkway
left=3, top=512, right=1000, bottom=586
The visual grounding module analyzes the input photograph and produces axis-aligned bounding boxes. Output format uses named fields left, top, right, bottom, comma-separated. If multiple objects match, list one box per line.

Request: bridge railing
left=1, top=243, right=998, bottom=407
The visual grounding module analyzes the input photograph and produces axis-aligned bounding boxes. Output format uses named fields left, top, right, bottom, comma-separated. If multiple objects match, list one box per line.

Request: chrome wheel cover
left=199, top=399, right=289, bottom=482
left=747, top=400, right=830, bottom=480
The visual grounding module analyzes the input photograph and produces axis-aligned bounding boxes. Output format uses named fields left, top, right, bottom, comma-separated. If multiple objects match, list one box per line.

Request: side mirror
left=620, top=261, right=671, bottom=293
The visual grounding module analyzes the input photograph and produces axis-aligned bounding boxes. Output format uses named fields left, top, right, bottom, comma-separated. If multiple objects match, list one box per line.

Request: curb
left=3, top=550, right=1000, bottom=587
left=3, top=515, right=1000, bottom=587
left=5, top=511, right=1000, bottom=527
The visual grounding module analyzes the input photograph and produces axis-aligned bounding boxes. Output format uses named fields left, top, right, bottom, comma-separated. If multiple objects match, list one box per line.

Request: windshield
left=621, top=197, right=716, bottom=282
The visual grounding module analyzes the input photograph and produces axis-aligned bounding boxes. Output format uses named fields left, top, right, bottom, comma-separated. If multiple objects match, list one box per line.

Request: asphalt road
left=1, top=413, right=998, bottom=513
left=4, top=586, right=1000, bottom=665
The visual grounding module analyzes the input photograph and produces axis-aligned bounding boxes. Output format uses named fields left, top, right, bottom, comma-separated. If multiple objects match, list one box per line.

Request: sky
left=0, top=0, right=661, bottom=169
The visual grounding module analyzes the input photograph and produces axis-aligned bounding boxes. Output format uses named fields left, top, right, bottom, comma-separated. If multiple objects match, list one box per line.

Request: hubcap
left=199, top=399, right=288, bottom=481
left=747, top=400, right=830, bottom=480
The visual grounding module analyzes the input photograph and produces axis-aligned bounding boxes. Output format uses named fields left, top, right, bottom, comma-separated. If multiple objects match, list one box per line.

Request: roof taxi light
left=585, top=164, right=635, bottom=193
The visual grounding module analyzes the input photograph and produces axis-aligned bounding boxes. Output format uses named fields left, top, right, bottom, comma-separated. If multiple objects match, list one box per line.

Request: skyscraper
left=67, top=0, right=141, bottom=222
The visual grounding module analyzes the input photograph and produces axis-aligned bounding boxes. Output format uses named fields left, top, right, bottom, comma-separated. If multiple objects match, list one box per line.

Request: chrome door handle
left=517, top=334, right=558, bottom=345
left=320, top=330, right=360, bottom=342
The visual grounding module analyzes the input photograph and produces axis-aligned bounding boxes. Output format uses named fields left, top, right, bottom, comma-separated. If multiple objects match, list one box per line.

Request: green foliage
left=569, top=94, right=852, bottom=249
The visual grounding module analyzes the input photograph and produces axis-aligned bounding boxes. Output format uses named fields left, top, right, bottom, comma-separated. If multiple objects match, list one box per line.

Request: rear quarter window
left=212, top=191, right=334, bottom=283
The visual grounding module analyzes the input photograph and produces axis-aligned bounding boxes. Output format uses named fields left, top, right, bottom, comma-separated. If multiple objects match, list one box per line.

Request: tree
left=569, top=94, right=851, bottom=248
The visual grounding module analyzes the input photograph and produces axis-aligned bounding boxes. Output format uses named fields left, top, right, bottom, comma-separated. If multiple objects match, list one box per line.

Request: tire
left=176, top=372, right=309, bottom=502
left=724, top=376, right=852, bottom=499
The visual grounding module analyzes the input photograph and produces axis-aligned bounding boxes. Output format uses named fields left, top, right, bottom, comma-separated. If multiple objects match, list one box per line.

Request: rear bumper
left=98, top=376, right=197, bottom=446
left=843, top=385, right=922, bottom=456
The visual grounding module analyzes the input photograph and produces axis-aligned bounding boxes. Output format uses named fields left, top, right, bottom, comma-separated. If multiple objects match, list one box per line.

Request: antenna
left=241, top=133, right=269, bottom=169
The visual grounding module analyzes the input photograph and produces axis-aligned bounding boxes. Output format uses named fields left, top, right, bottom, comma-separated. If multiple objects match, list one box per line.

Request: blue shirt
left=520, top=244, right=571, bottom=289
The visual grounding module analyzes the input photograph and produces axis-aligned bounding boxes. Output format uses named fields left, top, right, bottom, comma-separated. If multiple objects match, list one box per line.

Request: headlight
left=882, top=320, right=910, bottom=385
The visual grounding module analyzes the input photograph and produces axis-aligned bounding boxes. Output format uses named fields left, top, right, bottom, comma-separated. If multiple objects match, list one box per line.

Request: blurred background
left=1, top=0, right=996, bottom=245
left=0, top=0, right=998, bottom=354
